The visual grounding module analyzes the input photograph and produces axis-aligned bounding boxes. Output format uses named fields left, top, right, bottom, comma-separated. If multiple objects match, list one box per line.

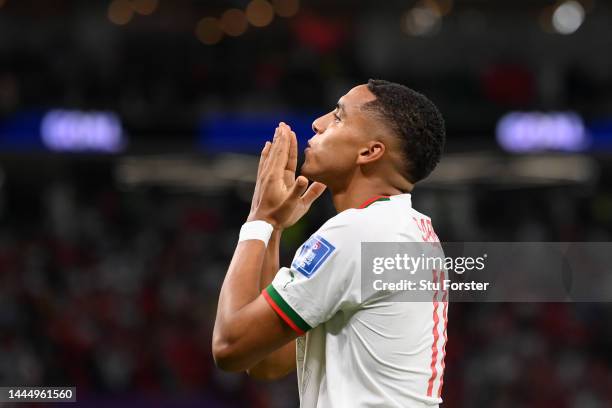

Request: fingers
left=266, top=122, right=291, bottom=175
left=257, top=140, right=272, bottom=178
left=285, top=124, right=297, bottom=174
left=288, top=176, right=309, bottom=200
left=282, top=123, right=298, bottom=187
left=300, top=182, right=327, bottom=207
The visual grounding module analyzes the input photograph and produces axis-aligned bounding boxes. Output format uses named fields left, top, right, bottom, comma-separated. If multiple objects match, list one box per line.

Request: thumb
left=300, top=182, right=327, bottom=207
left=288, top=176, right=309, bottom=200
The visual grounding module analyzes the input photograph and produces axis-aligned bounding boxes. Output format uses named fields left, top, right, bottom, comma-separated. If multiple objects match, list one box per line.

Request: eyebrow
left=336, top=102, right=346, bottom=116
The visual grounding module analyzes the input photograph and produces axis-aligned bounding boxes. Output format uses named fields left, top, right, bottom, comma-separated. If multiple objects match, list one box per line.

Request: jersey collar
left=358, top=195, right=391, bottom=209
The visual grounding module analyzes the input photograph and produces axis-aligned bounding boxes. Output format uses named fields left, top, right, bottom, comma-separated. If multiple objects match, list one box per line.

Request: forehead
left=338, top=84, right=377, bottom=112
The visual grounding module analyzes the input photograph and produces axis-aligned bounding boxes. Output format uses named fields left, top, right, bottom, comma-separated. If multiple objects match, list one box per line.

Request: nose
left=311, top=113, right=327, bottom=135
left=311, top=119, right=321, bottom=134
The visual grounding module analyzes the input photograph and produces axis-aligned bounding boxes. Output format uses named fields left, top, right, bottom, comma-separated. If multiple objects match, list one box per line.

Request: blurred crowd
left=0, top=179, right=278, bottom=406
left=0, top=165, right=610, bottom=407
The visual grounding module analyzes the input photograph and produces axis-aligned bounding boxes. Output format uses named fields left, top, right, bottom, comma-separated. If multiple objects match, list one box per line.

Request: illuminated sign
left=496, top=111, right=589, bottom=153
left=40, top=110, right=125, bottom=152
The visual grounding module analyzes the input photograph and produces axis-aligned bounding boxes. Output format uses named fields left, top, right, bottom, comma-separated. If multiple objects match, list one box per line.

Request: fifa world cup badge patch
left=292, top=235, right=335, bottom=278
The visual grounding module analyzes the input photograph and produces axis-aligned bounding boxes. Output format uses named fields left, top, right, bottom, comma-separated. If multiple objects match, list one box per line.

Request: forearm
left=213, top=240, right=266, bottom=345
left=260, top=228, right=282, bottom=290
left=248, top=228, right=297, bottom=379
left=212, top=237, right=297, bottom=372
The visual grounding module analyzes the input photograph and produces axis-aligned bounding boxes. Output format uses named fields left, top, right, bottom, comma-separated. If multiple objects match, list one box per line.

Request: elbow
left=212, top=319, right=250, bottom=372
left=212, top=338, right=246, bottom=372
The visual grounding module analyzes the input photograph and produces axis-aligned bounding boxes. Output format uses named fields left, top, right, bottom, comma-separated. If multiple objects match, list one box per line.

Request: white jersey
left=262, top=194, right=448, bottom=408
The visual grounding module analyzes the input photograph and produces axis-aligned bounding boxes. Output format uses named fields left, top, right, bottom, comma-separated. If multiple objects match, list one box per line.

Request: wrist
left=246, top=212, right=281, bottom=230
left=239, top=220, right=275, bottom=247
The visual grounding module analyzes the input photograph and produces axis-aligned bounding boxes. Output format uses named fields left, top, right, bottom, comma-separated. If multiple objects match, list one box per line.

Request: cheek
left=317, top=129, right=349, bottom=150
left=317, top=136, right=355, bottom=167
left=310, top=125, right=356, bottom=155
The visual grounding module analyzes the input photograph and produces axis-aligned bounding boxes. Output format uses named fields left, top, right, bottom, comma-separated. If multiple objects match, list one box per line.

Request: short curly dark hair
left=363, top=79, right=445, bottom=183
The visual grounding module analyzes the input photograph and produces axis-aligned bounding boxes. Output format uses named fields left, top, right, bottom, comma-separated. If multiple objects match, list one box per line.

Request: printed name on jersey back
left=413, top=217, right=440, bottom=243
left=291, top=235, right=336, bottom=278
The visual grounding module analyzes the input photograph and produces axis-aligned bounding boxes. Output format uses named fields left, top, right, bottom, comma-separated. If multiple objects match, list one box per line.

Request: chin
left=299, top=163, right=319, bottom=182
left=300, top=160, right=334, bottom=185
left=302, top=171, right=331, bottom=188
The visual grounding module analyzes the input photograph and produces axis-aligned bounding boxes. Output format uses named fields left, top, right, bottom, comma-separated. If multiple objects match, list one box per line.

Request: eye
left=333, top=112, right=341, bottom=122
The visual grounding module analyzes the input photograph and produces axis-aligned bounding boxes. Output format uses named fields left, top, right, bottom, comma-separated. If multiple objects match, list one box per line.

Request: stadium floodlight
left=552, top=0, right=585, bottom=35
left=402, top=0, right=442, bottom=37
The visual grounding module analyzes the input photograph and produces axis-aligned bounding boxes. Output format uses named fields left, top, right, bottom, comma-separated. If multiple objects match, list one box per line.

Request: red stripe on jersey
left=262, top=289, right=306, bottom=336
left=358, top=195, right=390, bottom=209
left=427, top=269, right=441, bottom=397
left=438, top=270, right=449, bottom=398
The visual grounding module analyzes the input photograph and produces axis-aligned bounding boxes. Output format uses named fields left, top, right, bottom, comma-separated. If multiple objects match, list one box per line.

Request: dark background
left=0, top=0, right=611, bottom=406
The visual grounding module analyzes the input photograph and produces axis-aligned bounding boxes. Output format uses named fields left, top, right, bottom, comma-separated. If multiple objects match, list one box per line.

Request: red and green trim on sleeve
left=358, top=195, right=391, bottom=209
left=262, top=285, right=312, bottom=336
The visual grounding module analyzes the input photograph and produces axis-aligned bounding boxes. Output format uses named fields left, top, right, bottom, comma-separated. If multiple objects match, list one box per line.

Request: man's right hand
left=248, top=122, right=326, bottom=229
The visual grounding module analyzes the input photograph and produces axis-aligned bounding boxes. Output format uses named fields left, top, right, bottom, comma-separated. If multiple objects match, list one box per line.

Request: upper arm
left=212, top=294, right=300, bottom=372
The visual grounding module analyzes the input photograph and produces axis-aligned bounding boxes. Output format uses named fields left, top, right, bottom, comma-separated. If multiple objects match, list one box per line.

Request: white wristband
left=238, top=220, right=274, bottom=247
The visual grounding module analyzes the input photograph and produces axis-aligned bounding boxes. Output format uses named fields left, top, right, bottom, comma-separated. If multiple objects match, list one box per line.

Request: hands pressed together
left=248, top=122, right=326, bottom=230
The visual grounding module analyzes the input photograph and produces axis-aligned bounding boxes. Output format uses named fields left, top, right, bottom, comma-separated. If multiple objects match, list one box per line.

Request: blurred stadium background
left=0, top=0, right=611, bottom=406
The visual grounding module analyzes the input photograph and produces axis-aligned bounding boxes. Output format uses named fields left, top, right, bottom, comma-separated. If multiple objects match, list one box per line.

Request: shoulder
left=316, top=208, right=371, bottom=242
left=312, top=206, right=393, bottom=251
left=312, top=195, right=438, bottom=245
left=319, top=208, right=362, bottom=230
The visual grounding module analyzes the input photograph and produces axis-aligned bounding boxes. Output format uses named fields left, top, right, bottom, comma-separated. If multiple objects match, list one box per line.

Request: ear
left=356, top=140, right=386, bottom=165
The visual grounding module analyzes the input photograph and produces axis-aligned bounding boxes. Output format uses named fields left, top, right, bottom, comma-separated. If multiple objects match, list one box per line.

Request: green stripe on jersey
left=265, top=285, right=312, bottom=332
left=363, top=197, right=390, bottom=208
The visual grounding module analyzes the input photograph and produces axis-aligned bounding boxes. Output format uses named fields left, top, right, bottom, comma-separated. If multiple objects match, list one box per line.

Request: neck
left=330, top=178, right=407, bottom=212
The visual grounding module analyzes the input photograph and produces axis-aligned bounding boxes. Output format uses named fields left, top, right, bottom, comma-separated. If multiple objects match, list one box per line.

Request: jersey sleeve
left=262, top=216, right=361, bottom=335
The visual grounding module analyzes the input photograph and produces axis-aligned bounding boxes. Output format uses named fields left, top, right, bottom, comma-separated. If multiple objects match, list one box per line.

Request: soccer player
left=213, top=79, right=447, bottom=407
